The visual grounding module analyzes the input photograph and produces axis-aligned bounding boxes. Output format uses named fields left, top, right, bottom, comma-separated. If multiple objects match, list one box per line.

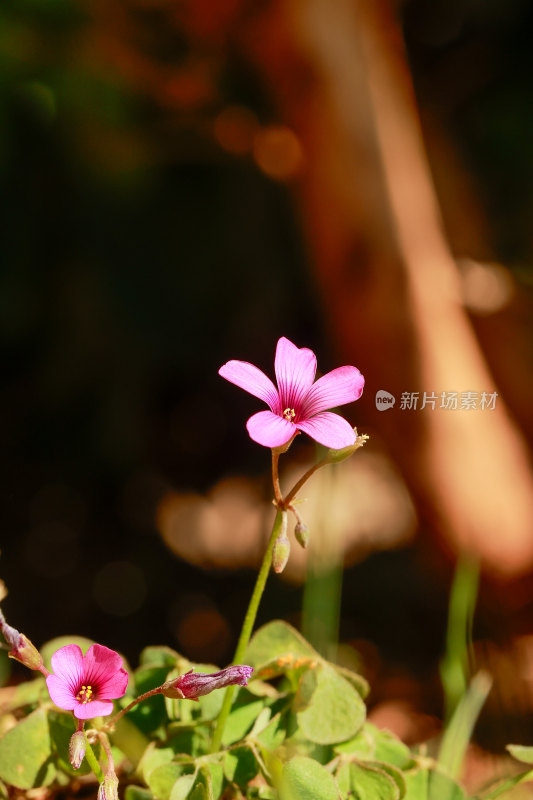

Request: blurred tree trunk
left=241, top=0, right=533, bottom=577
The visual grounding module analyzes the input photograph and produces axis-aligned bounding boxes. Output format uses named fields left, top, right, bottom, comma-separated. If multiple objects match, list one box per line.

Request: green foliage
left=0, top=623, right=531, bottom=800
left=0, top=708, right=55, bottom=789
left=506, top=745, right=533, bottom=765
left=295, top=663, right=365, bottom=745
left=280, top=756, right=340, bottom=800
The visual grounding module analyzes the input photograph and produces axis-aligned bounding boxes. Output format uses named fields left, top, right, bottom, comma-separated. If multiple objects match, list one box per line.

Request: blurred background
left=2, top=0, right=533, bottom=761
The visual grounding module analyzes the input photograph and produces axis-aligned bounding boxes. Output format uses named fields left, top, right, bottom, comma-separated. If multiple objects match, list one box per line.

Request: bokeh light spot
left=253, top=125, right=304, bottom=181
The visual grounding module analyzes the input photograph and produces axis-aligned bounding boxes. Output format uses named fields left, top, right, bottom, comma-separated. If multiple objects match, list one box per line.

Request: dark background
left=1, top=0, right=532, bottom=745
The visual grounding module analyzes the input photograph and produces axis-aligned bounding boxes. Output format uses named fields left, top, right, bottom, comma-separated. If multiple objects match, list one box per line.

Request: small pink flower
left=162, top=665, right=253, bottom=700
left=46, top=644, right=128, bottom=720
left=219, top=337, right=364, bottom=449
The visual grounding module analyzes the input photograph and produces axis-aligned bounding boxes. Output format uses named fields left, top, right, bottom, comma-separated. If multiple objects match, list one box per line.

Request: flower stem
left=104, top=687, right=162, bottom=731
left=209, top=510, right=285, bottom=753
left=83, top=735, right=104, bottom=783
left=95, top=731, right=116, bottom=778
left=285, top=459, right=326, bottom=506
left=271, top=450, right=283, bottom=506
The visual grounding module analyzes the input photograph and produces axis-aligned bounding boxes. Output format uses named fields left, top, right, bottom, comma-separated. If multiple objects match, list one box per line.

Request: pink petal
left=246, top=410, right=296, bottom=448
left=302, top=366, right=364, bottom=417
left=296, top=412, right=356, bottom=449
left=73, top=699, right=114, bottom=720
left=46, top=674, right=77, bottom=710
left=219, top=360, right=279, bottom=411
left=83, top=644, right=124, bottom=689
left=98, top=668, right=129, bottom=700
left=274, top=338, right=316, bottom=411
left=50, top=644, right=84, bottom=690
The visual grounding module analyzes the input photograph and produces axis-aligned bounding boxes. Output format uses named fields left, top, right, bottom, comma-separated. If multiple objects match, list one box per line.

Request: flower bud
left=98, top=774, right=119, bottom=800
left=294, top=521, right=310, bottom=549
left=0, top=612, right=43, bottom=671
left=272, top=511, right=290, bottom=573
left=161, top=665, right=253, bottom=700
left=69, top=731, right=86, bottom=770
left=272, top=532, right=290, bottom=573
left=324, top=429, right=369, bottom=464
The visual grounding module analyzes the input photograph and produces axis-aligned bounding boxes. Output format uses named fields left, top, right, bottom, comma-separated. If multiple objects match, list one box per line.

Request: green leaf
left=365, top=761, right=406, bottom=799
left=197, top=686, right=225, bottom=722
left=138, top=742, right=177, bottom=784
left=254, top=712, right=287, bottom=752
left=336, top=762, right=401, bottom=800
left=0, top=708, right=55, bottom=789
left=334, top=665, right=370, bottom=700
left=295, top=663, right=366, bottom=745
left=128, top=666, right=171, bottom=733
left=280, top=756, right=340, bottom=800
left=48, top=711, right=94, bottom=776
left=140, top=646, right=182, bottom=668
left=169, top=773, right=198, bottom=800
left=334, top=728, right=375, bottom=758
left=147, top=763, right=189, bottom=800
left=372, top=727, right=414, bottom=770
left=437, top=670, right=492, bottom=780
left=224, top=746, right=259, bottom=787
left=200, top=762, right=224, bottom=800
left=6, top=677, right=47, bottom=711
left=125, top=786, right=154, bottom=800
left=403, top=769, right=465, bottom=800
left=189, top=785, right=207, bottom=800
left=246, top=622, right=318, bottom=671
left=507, top=744, right=533, bottom=764
left=221, top=696, right=265, bottom=746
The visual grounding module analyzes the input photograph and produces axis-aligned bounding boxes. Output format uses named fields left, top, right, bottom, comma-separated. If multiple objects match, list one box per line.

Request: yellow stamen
left=283, top=408, right=296, bottom=421
left=76, top=684, right=94, bottom=704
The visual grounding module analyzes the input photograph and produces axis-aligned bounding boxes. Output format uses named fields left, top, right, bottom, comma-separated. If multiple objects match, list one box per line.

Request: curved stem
left=210, top=510, right=284, bottom=753
left=285, top=459, right=327, bottom=506
left=104, top=686, right=162, bottom=731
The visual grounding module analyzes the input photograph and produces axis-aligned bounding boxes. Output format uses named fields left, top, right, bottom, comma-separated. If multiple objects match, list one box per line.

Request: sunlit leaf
left=280, top=756, right=340, bottom=800
left=0, top=708, right=55, bottom=789
left=295, top=663, right=365, bottom=745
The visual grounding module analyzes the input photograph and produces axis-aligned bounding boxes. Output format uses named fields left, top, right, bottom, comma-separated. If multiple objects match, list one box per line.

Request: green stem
left=210, top=510, right=285, bottom=753
left=83, top=735, right=105, bottom=783
left=480, top=769, right=533, bottom=800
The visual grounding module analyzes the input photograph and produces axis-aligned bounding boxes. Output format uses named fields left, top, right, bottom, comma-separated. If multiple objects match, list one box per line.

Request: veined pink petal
left=302, top=366, right=365, bottom=417
left=296, top=412, right=356, bottom=449
left=50, top=644, right=84, bottom=690
left=246, top=410, right=296, bottom=448
left=274, top=338, right=316, bottom=410
left=98, top=668, right=129, bottom=700
left=83, top=644, right=125, bottom=689
left=46, top=675, right=77, bottom=710
left=73, top=699, right=114, bottom=720
left=219, top=360, right=279, bottom=411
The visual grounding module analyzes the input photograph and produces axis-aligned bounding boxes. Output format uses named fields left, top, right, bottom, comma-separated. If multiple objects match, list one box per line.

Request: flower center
left=76, top=685, right=94, bottom=704
left=283, top=408, right=296, bottom=422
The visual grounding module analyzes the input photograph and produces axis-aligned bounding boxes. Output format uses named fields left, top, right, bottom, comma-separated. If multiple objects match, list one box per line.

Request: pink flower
left=46, top=644, right=128, bottom=720
left=219, top=337, right=364, bottom=449
left=161, top=665, right=253, bottom=700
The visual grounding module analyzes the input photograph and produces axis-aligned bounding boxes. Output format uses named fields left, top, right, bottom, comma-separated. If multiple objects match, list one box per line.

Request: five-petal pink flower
left=46, top=643, right=128, bottom=720
left=219, top=337, right=364, bottom=449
